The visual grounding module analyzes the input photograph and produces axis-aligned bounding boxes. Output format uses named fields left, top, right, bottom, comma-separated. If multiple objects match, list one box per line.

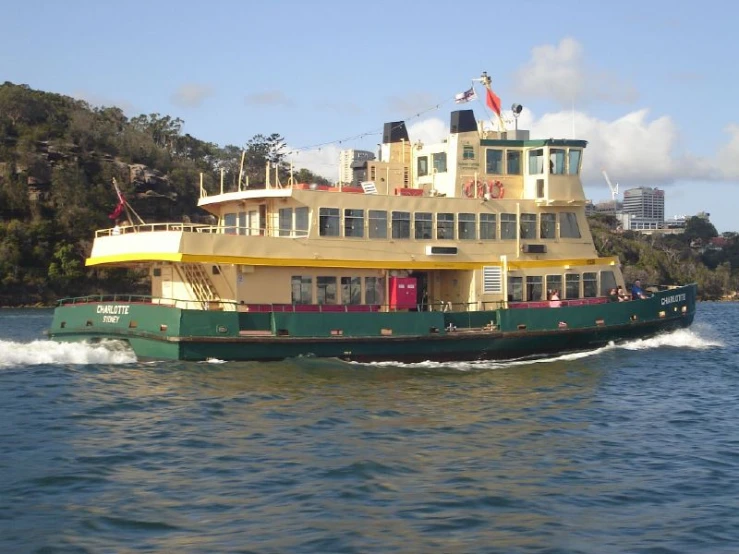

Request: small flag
left=486, top=87, right=501, bottom=116
left=108, top=181, right=126, bottom=220
left=455, top=87, right=477, bottom=104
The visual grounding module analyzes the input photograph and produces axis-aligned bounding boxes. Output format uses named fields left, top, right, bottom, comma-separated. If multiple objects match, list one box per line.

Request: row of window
left=292, top=276, right=385, bottom=305
left=506, top=271, right=618, bottom=302
left=417, top=147, right=582, bottom=177
left=317, top=208, right=582, bottom=240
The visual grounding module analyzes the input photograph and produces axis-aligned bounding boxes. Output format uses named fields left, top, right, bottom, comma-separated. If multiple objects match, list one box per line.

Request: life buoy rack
left=463, top=180, right=484, bottom=198
left=489, top=180, right=505, bottom=199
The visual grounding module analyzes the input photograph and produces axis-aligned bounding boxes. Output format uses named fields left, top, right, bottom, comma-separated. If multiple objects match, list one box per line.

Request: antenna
left=601, top=169, right=619, bottom=202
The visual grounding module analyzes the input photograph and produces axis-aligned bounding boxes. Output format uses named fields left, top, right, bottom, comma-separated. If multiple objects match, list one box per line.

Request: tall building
left=339, top=149, right=375, bottom=185
left=621, top=187, right=664, bottom=230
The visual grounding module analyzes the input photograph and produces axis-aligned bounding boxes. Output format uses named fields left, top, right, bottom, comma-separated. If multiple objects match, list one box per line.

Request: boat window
left=224, top=212, right=237, bottom=235
left=417, top=156, right=429, bottom=177
left=319, top=208, right=340, bottom=237
left=565, top=273, right=580, bottom=299
left=520, top=213, right=537, bottom=239
left=368, top=210, right=387, bottom=239
left=546, top=275, right=562, bottom=298
left=600, top=271, right=617, bottom=296
left=528, top=149, right=544, bottom=175
left=432, top=153, right=447, bottom=173
left=507, top=150, right=522, bottom=175
left=458, top=213, right=476, bottom=240
left=238, top=212, right=247, bottom=236
left=540, top=213, right=557, bottom=239
left=526, top=276, right=543, bottom=301
left=486, top=149, right=503, bottom=174
left=370, top=166, right=376, bottom=181
left=583, top=272, right=598, bottom=298
left=344, top=209, right=364, bottom=238
left=341, top=277, right=362, bottom=305
left=480, top=213, right=497, bottom=240
left=247, top=210, right=259, bottom=236
left=291, top=276, right=312, bottom=304
left=462, top=145, right=475, bottom=160
left=295, top=207, right=309, bottom=237
left=437, top=213, right=454, bottom=240
left=317, top=276, right=338, bottom=304
left=508, top=276, right=523, bottom=302
left=501, top=213, right=517, bottom=240
left=415, top=212, right=433, bottom=239
left=568, top=149, right=582, bottom=175
left=391, top=211, right=411, bottom=239
left=278, top=208, right=293, bottom=237
left=550, top=148, right=566, bottom=174
left=365, top=277, right=385, bottom=305
left=560, top=212, right=581, bottom=238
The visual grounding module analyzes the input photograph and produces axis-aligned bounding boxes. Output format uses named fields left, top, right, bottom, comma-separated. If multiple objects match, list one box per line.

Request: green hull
left=48, top=285, right=697, bottom=362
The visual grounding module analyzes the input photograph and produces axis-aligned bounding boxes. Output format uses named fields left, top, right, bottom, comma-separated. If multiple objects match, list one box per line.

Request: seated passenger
left=616, top=286, right=628, bottom=302
left=608, top=288, right=619, bottom=302
left=631, top=279, right=647, bottom=300
left=549, top=289, right=561, bottom=307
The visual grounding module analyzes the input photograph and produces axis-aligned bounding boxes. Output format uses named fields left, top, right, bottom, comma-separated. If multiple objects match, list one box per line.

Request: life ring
left=489, top=180, right=504, bottom=199
left=463, top=180, right=482, bottom=198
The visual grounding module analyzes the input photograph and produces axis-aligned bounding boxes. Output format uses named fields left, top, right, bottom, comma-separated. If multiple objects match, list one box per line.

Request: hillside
left=0, top=82, right=737, bottom=306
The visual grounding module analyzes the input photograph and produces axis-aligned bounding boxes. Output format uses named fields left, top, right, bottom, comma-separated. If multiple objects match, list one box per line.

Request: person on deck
left=631, top=279, right=647, bottom=300
left=617, top=286, right=628, bottom=302
left=549, top=289, right=561, bottom=307
left=608, top=288, right=619, bottom=302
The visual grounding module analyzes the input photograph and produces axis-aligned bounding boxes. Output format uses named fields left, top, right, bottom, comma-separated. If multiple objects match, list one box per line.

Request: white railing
left=97, top=223, right=309, bottom=238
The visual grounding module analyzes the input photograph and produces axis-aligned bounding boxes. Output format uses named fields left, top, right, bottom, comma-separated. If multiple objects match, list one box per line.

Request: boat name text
left=97, top=305, right=130, bottom=315
left=660, top=293, right=686, bottom=306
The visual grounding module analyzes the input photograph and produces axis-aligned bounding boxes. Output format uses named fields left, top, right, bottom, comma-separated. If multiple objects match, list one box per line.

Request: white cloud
left=171, top=83, right=214, bottom=108
left=716, top=124, right=739, bottom=179
left=245, top=90, right=293, bottom=107
left=514, top=37, right=637, bottom=106
left=287, top=145, right=341, bottom=182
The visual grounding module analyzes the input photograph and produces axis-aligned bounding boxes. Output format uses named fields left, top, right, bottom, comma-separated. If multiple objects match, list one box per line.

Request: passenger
left=631, top=279, right=647, bottom=300
left=608, top=288, right=619, bottom=302
left=549, top=289, right=561, bottom=308
left=617, top=285, right=628, bottom=302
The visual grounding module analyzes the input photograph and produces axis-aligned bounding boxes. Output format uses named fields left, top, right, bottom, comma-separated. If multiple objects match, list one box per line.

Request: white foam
left=616, top=326, right=723, bottom=351
left=0, top=339, right=137, bottom=367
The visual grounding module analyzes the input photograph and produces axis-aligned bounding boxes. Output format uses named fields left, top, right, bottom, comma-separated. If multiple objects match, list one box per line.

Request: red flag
left=486, top=88, right=501, bottom=116
left=108, top=200, right=125, bottom=220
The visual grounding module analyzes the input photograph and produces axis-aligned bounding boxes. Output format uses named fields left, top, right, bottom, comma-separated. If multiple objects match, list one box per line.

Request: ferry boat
left=48, top=76, right=697, bottom=362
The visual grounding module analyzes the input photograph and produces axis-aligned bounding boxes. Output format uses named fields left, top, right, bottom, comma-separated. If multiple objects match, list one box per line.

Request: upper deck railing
left=95, top=223, right=307, bottom=238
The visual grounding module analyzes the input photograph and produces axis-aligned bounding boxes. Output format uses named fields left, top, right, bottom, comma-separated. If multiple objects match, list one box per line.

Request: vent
left=483, top=266, right=502, bottom=293
left=425, top=245, right=458, bottom=255
left=522, top=244, right=547, bottom=254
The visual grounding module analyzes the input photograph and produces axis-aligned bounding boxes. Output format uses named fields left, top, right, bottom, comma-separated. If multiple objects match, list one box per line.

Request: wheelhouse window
left=462, top=145, right=475, bottom=160
left=583, top=272, right=598, bottom=298
left=540, top=213, right=557, bottom=239
left=526, top=276, right=543, bottom=301
left=391, top=211, right=410, bottom=239
left=238, top=212, right=247, bottom=236
left=368, top=210, right=387, bottom=239
left=319, top=207, right=340, bottom=236
left=317, top=276, right=337, bottom=304
left=501, top=213, right=517, bottom=240
left=432, top=152, right=447, bottom=173
left=415, top=212, right=433, bottom=239
left=528, top=149, right=544, bottom=174
left=458, top=213, right=476, bottom=240
left=291, top=276, right=312, bottom=304
left=365, top=277, right=385, bottom=305
left=520, top=213, right=537, bottom=239
left=278, top=208, right=293, bottom=237
left=295, top=207, right=309, bottom=236
left=560, top=212, right=581, bottom=238
left=565, top=274, right=580, bottom=299
left=508, top=276, right=523, bottom=302
left=507, top=150, right=522, bottom=175
left=224, top=212, right=237, bottom=235
left=417, top=156, right=428, bottom=177
left=480, top=213, right=497, bottom=240
left=344, top=209, right=364, bottom=238
left=486, top=149, right=503, bottom=174
left=341, top=277, right=361, bottom=305
left=568, top=149, right=582, bottom=175
left=550, top=148, right=566, bottom=174
left=437, top=213, right=454, bottom=240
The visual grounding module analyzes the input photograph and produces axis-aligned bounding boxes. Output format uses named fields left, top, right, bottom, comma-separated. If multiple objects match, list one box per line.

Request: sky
left=3, top=0, right=739, bottom=231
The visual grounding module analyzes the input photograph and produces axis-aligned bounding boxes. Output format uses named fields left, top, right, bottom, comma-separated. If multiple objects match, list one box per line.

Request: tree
left=683, top=216, right=718, bottom=243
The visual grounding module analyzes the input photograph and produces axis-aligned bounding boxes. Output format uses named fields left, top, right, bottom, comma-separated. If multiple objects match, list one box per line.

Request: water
left=0, top=304, right=736, bottom=554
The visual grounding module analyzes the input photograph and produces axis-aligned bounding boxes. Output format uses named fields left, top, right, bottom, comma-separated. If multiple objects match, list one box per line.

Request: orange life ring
left=489, top=180, right=504, bottom=199
left=463, top=180, right=481, bottom=198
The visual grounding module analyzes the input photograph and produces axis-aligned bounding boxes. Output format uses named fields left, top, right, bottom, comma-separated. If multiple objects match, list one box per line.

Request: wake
left=0, top=339, right=137, bottom=367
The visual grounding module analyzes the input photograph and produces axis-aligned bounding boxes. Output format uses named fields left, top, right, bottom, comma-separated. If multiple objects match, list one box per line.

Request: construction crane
left=601, top=169, right=619, bottom=202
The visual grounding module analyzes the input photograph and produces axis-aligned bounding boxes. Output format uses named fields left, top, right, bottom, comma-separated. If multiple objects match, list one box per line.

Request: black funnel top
left=450, top=110, right=476, bottom=134
left=382, top=121, right=410, bottom=144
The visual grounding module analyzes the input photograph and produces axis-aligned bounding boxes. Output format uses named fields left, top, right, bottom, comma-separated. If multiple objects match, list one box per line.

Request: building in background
left=619, top=187, right=665, bottom=230
left=339, top=149, right=375, bottom=185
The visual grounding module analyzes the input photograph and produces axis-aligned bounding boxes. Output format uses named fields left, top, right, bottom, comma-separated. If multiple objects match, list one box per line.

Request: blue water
left=0, top=304, right=737, bottom=554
